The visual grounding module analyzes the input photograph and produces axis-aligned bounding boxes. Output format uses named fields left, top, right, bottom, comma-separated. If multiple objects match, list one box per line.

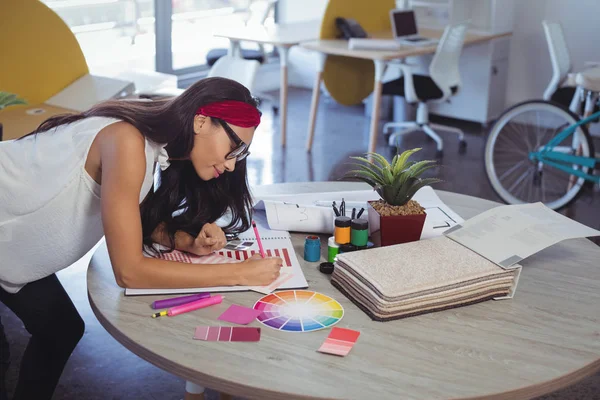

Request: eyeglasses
left=217, top=119, right=251, bottom=162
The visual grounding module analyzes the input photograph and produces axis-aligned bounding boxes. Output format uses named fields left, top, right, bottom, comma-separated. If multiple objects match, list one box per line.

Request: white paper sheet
left=125, top=214, right=308, bottom=296
left=445, top=202, right=600, bottom=268
left=253, top=187, right=463, bottom=239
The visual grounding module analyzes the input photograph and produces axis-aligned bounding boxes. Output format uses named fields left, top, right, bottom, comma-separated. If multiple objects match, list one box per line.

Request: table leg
left=306, top=52, right=327, bottom=152
left=367, top=60, right=388, bottom=158
left=184, top=381, right=205, bottom=400
left=277, top=46, right=290, bottom=147
left=228, top=40, right=241, bottom=57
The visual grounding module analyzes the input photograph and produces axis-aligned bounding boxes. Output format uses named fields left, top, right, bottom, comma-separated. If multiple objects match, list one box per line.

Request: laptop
left=390, top=9, right=438, bottom=46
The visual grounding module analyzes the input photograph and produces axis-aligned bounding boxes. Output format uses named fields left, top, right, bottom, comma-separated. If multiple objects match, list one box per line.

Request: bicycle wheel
left=485, top=100, right=595, bottom=210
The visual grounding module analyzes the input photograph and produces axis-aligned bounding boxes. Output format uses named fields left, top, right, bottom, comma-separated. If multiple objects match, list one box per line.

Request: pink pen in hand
left=251, top=220, right=266, bottom=258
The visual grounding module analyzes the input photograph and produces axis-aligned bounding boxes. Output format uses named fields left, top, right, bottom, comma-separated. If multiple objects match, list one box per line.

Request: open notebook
left=124, top=212, right=308, bottom=296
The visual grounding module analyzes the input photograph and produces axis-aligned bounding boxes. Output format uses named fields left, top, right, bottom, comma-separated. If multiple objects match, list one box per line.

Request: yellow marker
left=151, top=310, right=168, bottom=318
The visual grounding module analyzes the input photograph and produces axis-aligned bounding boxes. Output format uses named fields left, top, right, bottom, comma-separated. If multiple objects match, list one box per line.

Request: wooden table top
left=300, top=28, right=511, bottom=61
left=87, top=182, right=600, bottom=400
left=213, top=19, right=321, bottom=47
left=0, top=103, right=75, bottom=141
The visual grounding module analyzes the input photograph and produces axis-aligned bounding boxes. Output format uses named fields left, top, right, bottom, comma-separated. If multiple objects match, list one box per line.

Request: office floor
left=1, top=88, right=599, bottom=400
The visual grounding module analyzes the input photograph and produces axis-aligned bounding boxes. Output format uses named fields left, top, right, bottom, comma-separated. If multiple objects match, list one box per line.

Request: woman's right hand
left=238, top=254, right=283, bottom=286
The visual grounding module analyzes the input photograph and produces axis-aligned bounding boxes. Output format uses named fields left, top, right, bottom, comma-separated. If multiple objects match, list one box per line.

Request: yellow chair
left=0, top=0, right=89, bottom=105
left=320, top=0, right=395, bottom=106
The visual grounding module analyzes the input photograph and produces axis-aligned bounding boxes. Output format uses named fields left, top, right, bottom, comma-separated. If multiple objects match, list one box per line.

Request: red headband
left=196, top=100, right=261, bottom=127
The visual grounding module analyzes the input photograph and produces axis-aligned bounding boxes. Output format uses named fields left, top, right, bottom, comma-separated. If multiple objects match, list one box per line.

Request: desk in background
left=213, top=20, right=320, bottom=146
left=0, top=104, right=75, bottom=141
left=301, top=29, right=511, bottom=155
left=88, top=181, right=600, bottom=400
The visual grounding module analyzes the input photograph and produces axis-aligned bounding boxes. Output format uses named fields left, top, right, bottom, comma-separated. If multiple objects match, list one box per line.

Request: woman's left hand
left=187, top=222, right=227, bottom=256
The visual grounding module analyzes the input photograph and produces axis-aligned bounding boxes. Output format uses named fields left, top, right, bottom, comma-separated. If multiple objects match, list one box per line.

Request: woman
left=0, top=77, right=282, bottom=399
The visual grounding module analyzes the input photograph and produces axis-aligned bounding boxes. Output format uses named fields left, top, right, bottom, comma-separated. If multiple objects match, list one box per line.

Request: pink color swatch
left=317, top=327, right=360, bottom=357
left=193, top=326, right=261, bottom=342
left=218, top=304, right=262, bottom=325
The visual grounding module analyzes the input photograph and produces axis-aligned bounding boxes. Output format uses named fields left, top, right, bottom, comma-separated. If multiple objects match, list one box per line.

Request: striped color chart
left=193, top=326, right=261, bottom=342
left=158, top=251, right=236, bottom=264
left=218, top=249, right=293, bottom=267
left=157, top=249, right=293, bottom=267
left=253, top=290, right=344, bottom=332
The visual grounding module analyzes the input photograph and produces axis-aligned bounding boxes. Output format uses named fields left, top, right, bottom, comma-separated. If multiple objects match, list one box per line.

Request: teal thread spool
left=304, top=235, right=321, bottom=262
left=327, top=236, right=339, bottom=263
left=351, top=218, right=369, bottom=247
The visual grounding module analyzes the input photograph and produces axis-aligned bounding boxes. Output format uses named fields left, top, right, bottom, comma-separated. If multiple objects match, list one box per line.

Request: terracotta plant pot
left=367, top=201, right=426, bottom=247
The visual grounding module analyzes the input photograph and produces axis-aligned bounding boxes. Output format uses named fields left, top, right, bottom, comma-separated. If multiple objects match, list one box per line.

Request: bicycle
left=484, top=71, right=599, bottom=210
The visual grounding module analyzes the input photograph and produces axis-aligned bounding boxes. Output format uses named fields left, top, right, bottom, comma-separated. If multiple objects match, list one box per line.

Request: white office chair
left=542, top=20, right=575, bottom=107
left=542, top=20, right=600, bottom=115
left=207, top=55, right=260, bottom=93
left=382, top=23, right=468, bottom=157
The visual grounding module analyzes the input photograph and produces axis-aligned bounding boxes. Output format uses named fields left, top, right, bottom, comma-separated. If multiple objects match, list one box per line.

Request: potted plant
left=345, top=148, right=441, bottom=246
left=0, top=91, right=28, bottom=141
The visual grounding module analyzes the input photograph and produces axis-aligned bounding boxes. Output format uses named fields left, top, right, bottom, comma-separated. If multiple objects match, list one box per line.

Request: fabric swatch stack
left=331, top=236, right=520, bottom=321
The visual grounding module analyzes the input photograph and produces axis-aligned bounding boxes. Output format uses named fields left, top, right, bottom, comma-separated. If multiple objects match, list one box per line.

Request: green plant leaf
left=365, top=152, right=391, bottom=170
left=391, top=154, right=399, bottom=171
left=405, top=178, right=443, bottom=200
left=393, top=148, right=422, bottom=175
left=382, top=166, right=394, bottom=185
left=407, top=160, right=438, bottom=178
left=344, top=169, right=385, bottom=187
left=350, top=157, right=383, bottom=181
left=348, top=156, right=385, bottom=177
left=0, top=91, right=27, bottom=109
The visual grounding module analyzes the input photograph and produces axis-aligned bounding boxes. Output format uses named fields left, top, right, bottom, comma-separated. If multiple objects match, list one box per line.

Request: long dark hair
left=29, top=77, right=257, bottom=252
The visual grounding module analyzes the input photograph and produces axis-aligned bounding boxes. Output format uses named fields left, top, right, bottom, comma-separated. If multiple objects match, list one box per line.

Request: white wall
left=506, top=0, right=600, bottom=106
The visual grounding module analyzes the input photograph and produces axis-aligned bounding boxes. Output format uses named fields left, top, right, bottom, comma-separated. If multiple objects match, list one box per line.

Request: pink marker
left=252, top=220, right=266, bottom=258
left=167, top=295, right=223, bottom=317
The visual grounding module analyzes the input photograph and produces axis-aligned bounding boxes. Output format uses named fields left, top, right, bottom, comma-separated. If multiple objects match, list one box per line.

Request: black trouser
left=0, top=274, right=85, bottom=400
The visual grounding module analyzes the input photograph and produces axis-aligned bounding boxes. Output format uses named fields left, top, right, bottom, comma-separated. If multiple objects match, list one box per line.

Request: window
left=41, top=0, right=275, bottom=79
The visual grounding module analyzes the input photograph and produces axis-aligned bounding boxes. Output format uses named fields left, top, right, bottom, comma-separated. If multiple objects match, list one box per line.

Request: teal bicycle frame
left=529, top=110, right=600, bottom=183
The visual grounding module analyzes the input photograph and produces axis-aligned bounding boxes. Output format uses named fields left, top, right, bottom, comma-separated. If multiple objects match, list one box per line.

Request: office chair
left=207, top=55, right=261, bottom=92
left=139, top=56, right=260, bottom=101
left=205, top=0, right=277, bottom=67
left=382, top=23, right=468, bottom=157
left=542, top=20, right=599, bottom=117
left=542, top=20, right=576, bottom=107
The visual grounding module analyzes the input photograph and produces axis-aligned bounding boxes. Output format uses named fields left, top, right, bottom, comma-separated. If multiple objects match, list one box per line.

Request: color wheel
left=253, top=290, right=344, bottom=332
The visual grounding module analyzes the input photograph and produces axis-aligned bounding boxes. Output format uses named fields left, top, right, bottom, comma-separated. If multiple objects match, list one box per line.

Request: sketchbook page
left=416, top=187, right=464, bottom=240
left=254, top=186, right=463, bottom=237
left=125, top=214, right=308, bottom=296
left=445, top=202, right=600, bottom=268
left=253, top=190, right=381, bottom=210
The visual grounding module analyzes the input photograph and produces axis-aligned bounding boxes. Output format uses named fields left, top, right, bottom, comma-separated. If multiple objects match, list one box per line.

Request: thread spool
left=327, top=236, right=340, bottom=263
left=303, top=235, right=321, bottom=262
left=334, top=216, right=351, bottom=244
left=351, top=218, right=369, bottom=247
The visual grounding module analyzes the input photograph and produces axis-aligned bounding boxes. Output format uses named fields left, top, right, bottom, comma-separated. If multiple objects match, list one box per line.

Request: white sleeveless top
left=0, top=116, right=169, bottom=293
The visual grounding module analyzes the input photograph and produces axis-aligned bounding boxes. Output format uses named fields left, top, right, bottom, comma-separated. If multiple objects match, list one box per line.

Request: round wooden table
left=87, top=182, right=600, bottom=400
